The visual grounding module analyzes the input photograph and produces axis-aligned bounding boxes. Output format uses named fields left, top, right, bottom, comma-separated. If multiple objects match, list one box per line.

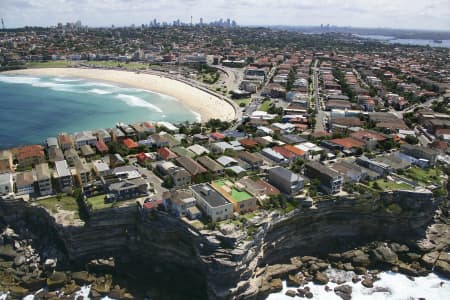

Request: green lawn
left=259, top=100, right=272, bottom=112
left=283, top=201, right=297, bottom=213
left=36, top=195, right=80, bottom=217
left=85, top=61, right=148, bottom=71
left=86, top=194, right=111, bottom=210
left=26, top=61, right=74, bottom=68
left=404, top=167, right=442, bottom=185
left=235, top=98, right=251, bottom=106
left=214, top=180, right=252, bottom=202
left=370, top=179, right=412, bottom=191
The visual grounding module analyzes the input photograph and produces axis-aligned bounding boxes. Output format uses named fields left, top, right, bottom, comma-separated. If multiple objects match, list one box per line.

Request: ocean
left=0, top=74, right=199, bottom=149
left=355, top=34, right=450, bottom=48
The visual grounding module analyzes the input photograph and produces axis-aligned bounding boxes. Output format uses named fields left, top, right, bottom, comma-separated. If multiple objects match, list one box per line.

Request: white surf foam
left=30, top=81, right=79, bottom=93
left=190, top=110, right=202, bottom=122
left=88, top=88, right=112, bottom=95
left=53, top=77, right=82, bottom=82
left=0, top=75, right=40, bottom=85
left=266, top=270, right=450, bottom=300
left=116, top=94, right=163, bottom=113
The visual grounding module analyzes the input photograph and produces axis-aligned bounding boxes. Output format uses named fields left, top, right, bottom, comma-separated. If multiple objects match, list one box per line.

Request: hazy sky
left=1, top=0, right=449, bottom=30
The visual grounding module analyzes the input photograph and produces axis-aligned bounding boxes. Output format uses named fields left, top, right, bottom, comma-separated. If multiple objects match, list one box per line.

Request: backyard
left=403, top=167, right=442, bottom=185
left=259, top=99, right=272, bottom=112
left=86, top=194, right=112, bottom=210
left=36, top=195, right=80, bottom=218
left=369, top=179, right=412, bottom=191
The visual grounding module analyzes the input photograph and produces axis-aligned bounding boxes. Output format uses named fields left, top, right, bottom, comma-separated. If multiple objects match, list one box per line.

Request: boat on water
left=433, top=40, right=443, bottom=43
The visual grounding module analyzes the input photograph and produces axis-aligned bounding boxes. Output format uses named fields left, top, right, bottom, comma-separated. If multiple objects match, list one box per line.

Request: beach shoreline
left=5, top=68, right=237, bottom=123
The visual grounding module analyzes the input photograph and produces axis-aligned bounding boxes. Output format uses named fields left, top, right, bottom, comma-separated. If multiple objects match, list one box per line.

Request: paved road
left=312, top=60, right=328, bottom=133
left=212, top=65, right=244, bottom=91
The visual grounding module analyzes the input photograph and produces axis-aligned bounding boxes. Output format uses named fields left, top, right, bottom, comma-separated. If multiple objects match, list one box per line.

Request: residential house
left=80, top=144, right=96, bottom=158
left=110, top=128, right=126, bottom=142
left=142, top=122, right=156, bottom=135
left=187, top=144, right=210, bottom=156
left=0, top=150, right=13, bottom=173
left=157, top=147, right=178, bottom=160
left=123, top=138, right=139, bottom=150
left=356, top=156, right=393, bottom=176
left=271, top=146, right=297, bottom=163
left=350, top=130, right=388, bottom=150
left=46, top=137, right=59, bottom=149
left=191, top=183, right=233, bottom=222
left=54, top=160, right=73, bottom=192
left=305, top=161, right=343, bottom=194
left=64, top=148, right=80, bottom=166
left=15, top=171, right=35, bottom=195
left=165, top=189, right=201, bottom=219
left=58, top=133, right=74, bottom=151
left=48, top=147, right=65, bottom=164
left=103, top=175, right=149, bottom=201
left=35, top=163, right=53, bottom=196
left=175, top=156, right=207, bottom=179
left=282, top=145, right=306, bottom=159
left=0, top=173, right=14, bottom=195
left=74, top=158, right=91, bottom=187
left=117, top=123, right=137, bottom=139
left=172, top=146, right=196, bottom=159
left=156, top=121, right=179, bottom=133
left=268, top=167, right=304, bottom=195
left=261, top=148, right=288, bottom=164
left=94, top=128, right=112, bottom=143
left=400, top=144, right=439, bottom=166
left=211, top=180, right=257, bottom=213
left=93, top=160, right=110, bottom=177
left=16, top=145, right=45, bottom=168
left=237, top=176, right=280, bottom=201
left=96, top=140, right=109, bottom=154
left=156, top=161, right=191, bottom=188
left=130, top=123, right=149, bottom=140
left=196, top=156, right=224, bottom=175
left=331, top=161, right=367, bottom=183
left=216, top=156, right=239, bottom=168
left=237, top=151, right=264, bottom=170
left=150, top=134, right=170, bottom=148
left=73, top=131, right=97, bottom=149
left=136, top=152, right=154, bottom=167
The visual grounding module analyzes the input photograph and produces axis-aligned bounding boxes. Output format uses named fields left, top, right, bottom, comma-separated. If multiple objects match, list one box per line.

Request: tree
left=405, top=135, right=419, bottom=145
left=373, top=181, right=382, bottom=190
left=163, top=177, right=174, bottom=188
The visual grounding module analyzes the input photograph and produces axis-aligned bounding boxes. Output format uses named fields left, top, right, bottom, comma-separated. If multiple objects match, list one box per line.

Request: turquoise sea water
left=0, top=74, right=199, bottom=149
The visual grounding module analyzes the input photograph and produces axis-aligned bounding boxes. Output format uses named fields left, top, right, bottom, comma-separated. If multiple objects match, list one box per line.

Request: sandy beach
left=6, top=68, right=236, bottom=122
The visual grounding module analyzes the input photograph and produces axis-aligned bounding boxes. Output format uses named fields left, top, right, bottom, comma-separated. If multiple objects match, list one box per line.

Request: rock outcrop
left=0, top=188, right=447, bottom=299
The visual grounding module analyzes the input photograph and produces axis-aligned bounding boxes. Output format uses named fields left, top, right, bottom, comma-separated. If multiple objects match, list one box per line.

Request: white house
left=0, top=173, right=14, bottom=196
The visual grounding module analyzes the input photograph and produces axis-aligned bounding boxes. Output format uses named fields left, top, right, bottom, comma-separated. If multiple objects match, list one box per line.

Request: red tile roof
left=123, top=138, right=138, bottom=149
left=137, top=152, right=152, bottom=162
left=16, top=145, right=45, bottom=161
left=96, top=140, right=109, bottom=153
left=210, top=132, right=225, bottom=140
left=283, top=144, right=306, bottom=156
left=330, top=137, right=365, bottom=149
left=272, top=146, right=296, bottom=159
left=239, top=138, right=259, bottom=148
left=157, top=147, right=177, bottom=160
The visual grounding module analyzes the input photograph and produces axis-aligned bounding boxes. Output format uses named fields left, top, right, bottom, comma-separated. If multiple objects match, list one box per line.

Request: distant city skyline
left=1, top=0, right=449, bottom=31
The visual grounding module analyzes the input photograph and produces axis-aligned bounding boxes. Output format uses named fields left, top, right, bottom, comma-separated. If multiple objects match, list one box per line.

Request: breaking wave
left=116, top=94, right=163, bottom=113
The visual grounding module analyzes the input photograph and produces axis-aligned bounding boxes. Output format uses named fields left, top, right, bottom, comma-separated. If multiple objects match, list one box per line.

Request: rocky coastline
left=0, top=189, right=448, bottom=299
